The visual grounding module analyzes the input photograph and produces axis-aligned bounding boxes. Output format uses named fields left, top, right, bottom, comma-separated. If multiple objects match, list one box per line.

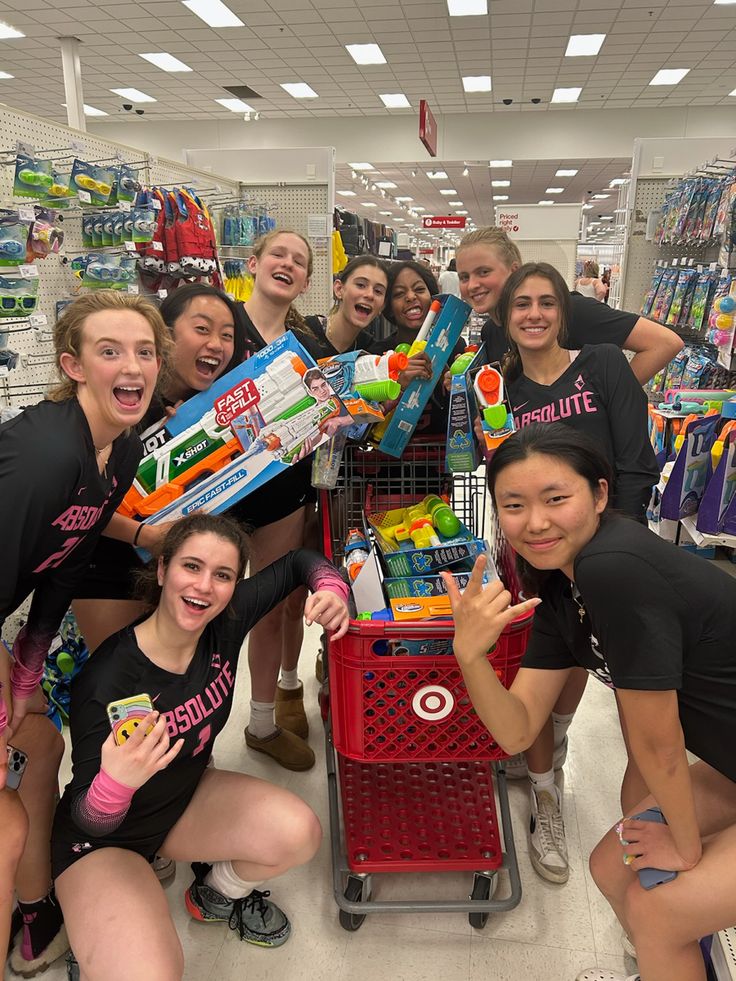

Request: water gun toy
left=380, top=495, right=462, bottom=551
left=344, top=529, right=370, bottom=581
left=352, top=350, right=407, bottom=402
left=450, top=345, right=480, bottom=375
left=473, top=363, right=515, bottom=453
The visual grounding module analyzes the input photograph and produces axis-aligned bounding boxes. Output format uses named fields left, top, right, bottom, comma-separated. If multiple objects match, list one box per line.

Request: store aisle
left=22, top=619, right=646, bottom=981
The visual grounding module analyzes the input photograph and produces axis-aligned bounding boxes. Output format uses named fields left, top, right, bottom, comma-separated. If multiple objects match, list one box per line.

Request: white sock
left=278, top=668, right=301, bottom=691
left=552, top=711, right=575, bottom=748
left=528, top=768, right=557, bottom=800
left=248, top=699, right=276, bottom=739
left=205, top=861, right=263, bottom=900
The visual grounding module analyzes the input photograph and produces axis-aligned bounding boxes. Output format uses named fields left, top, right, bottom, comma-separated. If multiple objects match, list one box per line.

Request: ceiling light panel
left=337, top=190, right=356, bottom=196
left=565, top=34, right=606, bottom=57
left=215, top=97, right=253, bottom=112
left=490, top=160, right=512, bottom=167
left=493, top=195, right=509, bottom=201
left=281, top=82, right=318, bottom=98
left=111, top=87, right=156, bottom=103
left=448, top=0, right=488, bottom=13
left=0, top=71, right=14, bottom=79
left=546, top=187, right=564, bottom=193
left=551, top=87, right=582, bottom=103
left=346, top=44, right=386, bottom=65
left=492, top=180, right=511, bottom=187
left=427, top=171, right=448, bottom=179
left=139, top=52, right=192, bottom=72
left=440, top=189, right=457, bottom=195
left=649, top=68, right=690, bottom=85
left=181, top=0, right=244, bottom=27
left=375, top=181, right=397, bottom=188
left=462, top=75, right=492, bottom=92
left=0, top=20, right=24, bottom=39
left=556, top=169, right=578, bottom=177
left=380, top=93, right=410, bottom=108
left=349, top=162, right=375, bottom=170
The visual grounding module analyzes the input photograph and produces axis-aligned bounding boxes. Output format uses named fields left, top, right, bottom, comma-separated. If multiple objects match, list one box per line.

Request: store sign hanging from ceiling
left=419, top=99, right=437, bottom=157
left=422, top=215, right=467, bottom=229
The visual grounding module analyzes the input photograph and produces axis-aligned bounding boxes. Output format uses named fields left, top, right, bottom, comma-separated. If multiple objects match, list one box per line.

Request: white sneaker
left=503, top=736, right=568, bottom=780
left=575, top=970, right=639, bottom=981
left=528, top=787, right=569, bottom=884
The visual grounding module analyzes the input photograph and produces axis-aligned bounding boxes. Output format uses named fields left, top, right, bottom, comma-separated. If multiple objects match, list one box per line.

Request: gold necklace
left=571, top=585, right=586, bottom=623
left=95, top=441, right=112, bottom=477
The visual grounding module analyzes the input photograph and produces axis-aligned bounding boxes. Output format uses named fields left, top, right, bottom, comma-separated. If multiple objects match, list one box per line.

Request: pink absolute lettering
left=515, top=391, right=597, bottom=429
left=164, top=660, right=235, bottom=737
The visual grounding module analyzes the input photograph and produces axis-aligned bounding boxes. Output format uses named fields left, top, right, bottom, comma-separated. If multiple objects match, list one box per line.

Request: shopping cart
left=319, top=438, right=534, bottom=931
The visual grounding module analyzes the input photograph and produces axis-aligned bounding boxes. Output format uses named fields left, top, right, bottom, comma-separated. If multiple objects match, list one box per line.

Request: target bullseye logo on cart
left=412, top=685, right=454, bottom=722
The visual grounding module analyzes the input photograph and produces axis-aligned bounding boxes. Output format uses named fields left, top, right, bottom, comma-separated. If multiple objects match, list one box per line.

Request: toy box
left=378, top=293, right=471, bottom=458
left=696, top=427, right=736, bottom=534
left=384, top=556, right=497, bottom=620
left=445, top=346, right=485, bottom=473
left=317, top=349, right=405, bottom=426
left=119, top=332, right=350, bottom=526
left=659, top=414, right=720, bottom=521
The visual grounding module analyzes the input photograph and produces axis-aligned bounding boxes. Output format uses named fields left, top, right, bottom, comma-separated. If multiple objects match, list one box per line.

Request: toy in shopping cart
left=119, top=332, right=349, bottom=529
left=383, top=552, right=498, bottom=620
left=376, top=294, right=471, bottom=458
left=344, top=529, right=370, bottom=581
left=446, top=345, right=485, bottom=473
left=318, top=348, right=408, bottom=425
left=473, top=363, right=515, bottom=455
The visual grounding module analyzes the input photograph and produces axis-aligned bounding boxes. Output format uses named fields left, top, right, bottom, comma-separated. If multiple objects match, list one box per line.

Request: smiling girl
left=303, top=256, right=388, bottom=357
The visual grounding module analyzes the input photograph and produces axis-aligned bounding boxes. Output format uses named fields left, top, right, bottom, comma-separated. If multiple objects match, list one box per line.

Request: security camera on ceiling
left=122, top=103, right=133, bottom=111
left=502, top=99, right=512, bottom=105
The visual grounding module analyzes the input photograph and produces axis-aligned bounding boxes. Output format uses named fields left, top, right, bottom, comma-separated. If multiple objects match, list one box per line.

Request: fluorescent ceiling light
left=380, top=211, right=393, bottom=215
left=609, top=178, right=627, bottom=186
left=493, top=195, right=509, bottom=201
left=440, top=189, right=457, bottom=195
left=337, top=190, right=357, bottom=197
left=0, top=71, right=15, bottom=79
left=649, top=68, right=690, bottom=85
left=427, top=171, right=448, bottom=179
left=413, top=206, right=426, bottom=211
left=538, top=200, right=555, bottom=205
left=281, top=82, right=318, bottom=98
left=111, top=87, right=156, bottom=103
left=462, top=75, right=492, bottom=92
left=215, top=97, right=254, bottom=112
left=394, top=217, right=405, bottom=221
left=556, top=168, right=578, bottom=176
left=448, top=201, right=463, bottom=206
left=490, top=160, right=512, bottom=167
left=380, top=93, right=410, bottom=108
left=455, top=210, right=469, bottom=214
left=349, top=162, right=375, bottom=170
left=492, top=179, right=510, bottom=187
left=361, top=202, right=377, bottom=207
left=546, top=187, right=564, bottom=193
left=462, top=167, right=469, bottom=176
left=448, top=0, right=487, bottom=13
left=582, top=204, right=594, bottom=210
left=565, top=33, right=606, bottom=57
left=139, top=52, right=192, bottom=72
left=345, top=43, right=386, bottom=65
left=592, top=193, right=610, bottom=199
left=375, top=181, right=397, bottom=188
left=730, top=88, right=736, bottom=96
left=0, top=21, right=24, bottom=39
left=62, top=102, right=109, bottom=116
left=551, top=87, right=582, bottom=103
left=395, top=196, right=413, bottom=201
left=182, top=0, right=243, bottom=27
left=599, top=214, right=614, bottom=220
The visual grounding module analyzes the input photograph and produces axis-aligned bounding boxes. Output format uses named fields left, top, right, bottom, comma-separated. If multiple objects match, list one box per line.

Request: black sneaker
left=184, top=866, right=291, bottom=947
left=9, top=890, right=69, bottom=977
left=7, top=904, right=23, bottom=955
left=66, top=952, right=80, bottom=981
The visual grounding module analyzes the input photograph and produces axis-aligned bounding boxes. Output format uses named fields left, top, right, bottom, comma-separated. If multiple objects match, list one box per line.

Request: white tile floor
left=16, top=619, right=644, bottom=981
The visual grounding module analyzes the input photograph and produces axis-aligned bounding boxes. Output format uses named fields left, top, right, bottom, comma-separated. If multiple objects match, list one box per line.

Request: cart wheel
left=468, top=872, right=496, bottom=929
left=339, top=876, right=368, bottom=931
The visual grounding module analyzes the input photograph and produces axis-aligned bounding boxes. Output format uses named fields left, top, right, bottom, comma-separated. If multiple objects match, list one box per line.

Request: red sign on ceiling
left=419, top=99, right=437, bottom=157
left=422, top=216, right=467, bottom=229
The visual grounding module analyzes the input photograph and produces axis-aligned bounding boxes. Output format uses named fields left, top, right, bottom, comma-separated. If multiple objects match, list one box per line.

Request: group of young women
left=1, top=221, right=728, bottom=981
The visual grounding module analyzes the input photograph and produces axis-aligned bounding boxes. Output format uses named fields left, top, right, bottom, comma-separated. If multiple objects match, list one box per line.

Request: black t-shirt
left=52, top=549, right=342, bottom=869
left=301, top=314, right=376, bottom=359
left=0, top=399, right=141, bottom=670
left=480, top=292, right=640, bottom=365
left=522, top=515, right=736, bottom=782
left=507, top=345, right=658, bottom=520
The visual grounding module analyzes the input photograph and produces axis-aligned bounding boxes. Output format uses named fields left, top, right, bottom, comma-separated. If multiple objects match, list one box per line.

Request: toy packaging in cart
left=118, top=332, right=350, bottom=528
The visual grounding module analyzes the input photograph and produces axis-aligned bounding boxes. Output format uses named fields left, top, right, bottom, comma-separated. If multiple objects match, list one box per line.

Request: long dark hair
left=384, top=260, right=440, bottom=326
left=488, top=423, right=612, bottom=593
left=496, top=262, right=571, bottom=382
left=134, top=513, right=249, bottom=609
left=160, top=282, right=246, bottom=372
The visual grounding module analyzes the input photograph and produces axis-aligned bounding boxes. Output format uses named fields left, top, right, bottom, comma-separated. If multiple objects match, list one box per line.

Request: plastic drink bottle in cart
left=344, top=528, right=369, bottom=580
left=311, top=428, right=348, bottom=489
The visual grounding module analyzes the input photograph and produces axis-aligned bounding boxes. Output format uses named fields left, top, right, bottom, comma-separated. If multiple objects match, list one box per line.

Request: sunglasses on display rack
left=0, top=294, right=38, bottom=315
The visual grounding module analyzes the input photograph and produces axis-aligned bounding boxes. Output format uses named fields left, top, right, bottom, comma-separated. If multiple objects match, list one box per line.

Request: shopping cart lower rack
left=319, top=441, right=534, bottom=931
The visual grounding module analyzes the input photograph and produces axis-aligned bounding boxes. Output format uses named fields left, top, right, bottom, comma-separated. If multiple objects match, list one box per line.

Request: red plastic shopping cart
left=319, top=439, right=534, bottom=930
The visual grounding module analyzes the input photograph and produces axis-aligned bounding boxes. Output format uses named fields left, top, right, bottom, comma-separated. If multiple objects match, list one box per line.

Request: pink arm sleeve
left=10, top=625, right=55, bottom=701
left=71, top=767, right=136, bottom=836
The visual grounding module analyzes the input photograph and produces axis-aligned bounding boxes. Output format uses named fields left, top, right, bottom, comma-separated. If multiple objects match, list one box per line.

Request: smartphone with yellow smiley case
left=107, top=693, right=155, bottom=746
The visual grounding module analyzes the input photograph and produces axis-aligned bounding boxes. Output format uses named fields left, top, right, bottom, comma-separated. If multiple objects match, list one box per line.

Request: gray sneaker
left=185, top=867, right=291, bottom=947
left=528, top=787, right=569, bottom=884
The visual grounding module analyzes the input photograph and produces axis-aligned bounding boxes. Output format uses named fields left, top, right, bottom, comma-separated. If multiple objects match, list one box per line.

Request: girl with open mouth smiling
left=303, top=256, right=388, bottom=357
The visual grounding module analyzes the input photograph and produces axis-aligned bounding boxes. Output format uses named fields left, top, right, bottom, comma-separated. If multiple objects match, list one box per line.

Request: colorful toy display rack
left=319, top=439, right=531, bottom=930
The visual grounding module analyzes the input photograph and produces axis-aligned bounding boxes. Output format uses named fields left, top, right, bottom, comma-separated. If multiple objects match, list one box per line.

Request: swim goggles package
left=70, top=159, right=116, bottom=206
left=14, top=154, right=54, bottom=199
left=0, top=215, right=28, bottom=266
left=0, top=274, right=39, bottom=318
left=46, top=170, right=74, bottom=206
left=130, top=208, right=156, bottom=244
left=116, top=166, right=142, bottom=205
left=29, top=208, right=64, bottom=259
left=77, top=253, right=137, bottom=289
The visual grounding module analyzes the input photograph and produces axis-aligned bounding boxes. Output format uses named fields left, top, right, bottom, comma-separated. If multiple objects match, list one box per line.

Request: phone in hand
left=631, top=807, right=678, bottom=890
left=106, top=693, right=154, bottom=747
left=6, top=745, right=28, bottom=790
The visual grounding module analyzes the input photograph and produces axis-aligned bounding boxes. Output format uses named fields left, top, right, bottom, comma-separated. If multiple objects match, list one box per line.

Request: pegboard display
left=620, top=177, right=719, bottom=315
left=241, top=182, right=331, bottom=317
left=514, top=239, right=578, bottom=288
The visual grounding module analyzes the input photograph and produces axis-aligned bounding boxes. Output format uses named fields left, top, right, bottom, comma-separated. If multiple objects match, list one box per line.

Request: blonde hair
left=49, top=292, right=172, bottom=402
left=583, top=259, right=600, bottom=278
left=251, top=228, right=314, bottom=332
left=457, top=227, right=522, bottom=269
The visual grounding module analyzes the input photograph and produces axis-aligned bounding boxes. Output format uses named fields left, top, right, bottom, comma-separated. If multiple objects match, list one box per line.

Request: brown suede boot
left=274, top=682, right=309, bottom=739
left=244, top=726, right=315, bottom=771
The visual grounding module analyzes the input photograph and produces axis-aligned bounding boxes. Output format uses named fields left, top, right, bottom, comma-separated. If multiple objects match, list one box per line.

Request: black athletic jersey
left=0, top=399, right=141, bottom=688
left=52, top=549, right=344, bottom=868
left=507, top=345, right=658, bottom=520
left=522, top=516, right=736, bottom=783
left=480, top=292, right=639, bottom=366
left=302, top=314, right=376, bottom=359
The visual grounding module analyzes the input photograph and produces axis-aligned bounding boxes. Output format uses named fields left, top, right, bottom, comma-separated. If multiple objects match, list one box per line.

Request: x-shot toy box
left=377, top=293, right=471, bottom=458
left=118, top=332, right=350, bottom=527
